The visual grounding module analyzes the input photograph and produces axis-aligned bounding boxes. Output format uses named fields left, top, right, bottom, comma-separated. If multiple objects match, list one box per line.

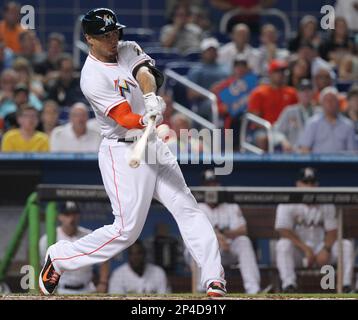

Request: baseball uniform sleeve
left=323, top=205, right=338, bottom=231
left=118, top=41, right=154, bottom=76
left=275, top=204, right=295, bottom=230
left=230, top=204, right=246, bottom=230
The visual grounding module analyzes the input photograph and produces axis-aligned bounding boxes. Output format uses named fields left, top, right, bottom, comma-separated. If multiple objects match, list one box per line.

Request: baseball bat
left=128, top=116, right=156, bottom=168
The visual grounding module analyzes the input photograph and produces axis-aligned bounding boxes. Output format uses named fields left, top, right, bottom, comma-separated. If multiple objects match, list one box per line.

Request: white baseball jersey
left=80, top=41, right=154, bottom=139
left=108, top=262, right=169, bottom=294
left=47, top=42, right=226, bottom=290
left=275, top=204, right=337, bottom=247
left=198, top=203, right=246, bottom=231
left=40, top=226, right=93, bottom=287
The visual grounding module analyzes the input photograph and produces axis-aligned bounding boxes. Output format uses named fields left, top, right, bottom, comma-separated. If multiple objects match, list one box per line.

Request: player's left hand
left=315, top=248, right=331, bottom=266
left=141, top=110, right=163, bottom=126
left=143, top=92, right=166, bottom=113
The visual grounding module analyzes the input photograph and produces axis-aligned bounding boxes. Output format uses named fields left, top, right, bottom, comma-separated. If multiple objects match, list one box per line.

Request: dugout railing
left=1, top=185, right=358, bottom=293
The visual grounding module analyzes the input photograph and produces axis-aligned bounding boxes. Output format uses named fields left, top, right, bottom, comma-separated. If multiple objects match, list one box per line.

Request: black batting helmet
left=81, top=8, right=126, bottom=36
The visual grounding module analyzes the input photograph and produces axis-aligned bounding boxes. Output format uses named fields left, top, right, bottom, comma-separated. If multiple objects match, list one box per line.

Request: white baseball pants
left=48, top=137, right=225, bottom=289
left=190, top=235, right=260, bottom=294
left=276, top=238, right=354, bottom=288
left=229, top=235, right=261, bottom=294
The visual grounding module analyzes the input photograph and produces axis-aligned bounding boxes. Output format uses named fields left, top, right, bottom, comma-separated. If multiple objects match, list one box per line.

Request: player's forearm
left=136, top=66, right=157, bottom=94
left=98, top=261, right=110, bottom=284
left=324, top=229, right=337, bottom=249
left=224, top=226, right=247, bottom=239
left=278, top=228, right=308, bottom=252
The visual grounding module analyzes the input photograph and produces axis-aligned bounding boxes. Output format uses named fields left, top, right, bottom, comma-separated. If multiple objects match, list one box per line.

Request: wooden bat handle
left=128, top=116, right=156, bottom=168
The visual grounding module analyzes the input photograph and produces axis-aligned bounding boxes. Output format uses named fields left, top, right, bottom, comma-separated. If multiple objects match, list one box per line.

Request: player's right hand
left=141, top=110, right=163, bottom=126
left=143, top=92, right=166, bottom=113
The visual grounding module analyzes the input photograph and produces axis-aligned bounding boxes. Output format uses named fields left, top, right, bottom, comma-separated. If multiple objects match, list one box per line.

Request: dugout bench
left=2, top=185, right=358, bottom=294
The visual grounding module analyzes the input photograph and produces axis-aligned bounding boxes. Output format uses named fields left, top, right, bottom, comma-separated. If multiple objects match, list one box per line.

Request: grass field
left=1, top=293, right=358, bottom=300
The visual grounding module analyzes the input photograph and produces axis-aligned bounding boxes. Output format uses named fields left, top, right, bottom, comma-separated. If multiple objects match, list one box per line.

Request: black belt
left=63, top=284, right=86, bottom=290
left=117, top=138, right=137, bottom=143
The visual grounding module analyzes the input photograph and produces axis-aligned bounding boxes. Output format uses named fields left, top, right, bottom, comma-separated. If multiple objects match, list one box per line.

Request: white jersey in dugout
left=275, top=204, right=338, bottom=247
left=80, top=41, right=153, bottom=139
left=198, top=203, right=246, bottom=231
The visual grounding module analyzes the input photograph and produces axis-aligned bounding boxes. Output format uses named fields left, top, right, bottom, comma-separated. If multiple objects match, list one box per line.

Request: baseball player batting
left=39, top=8, right=226, bottom=297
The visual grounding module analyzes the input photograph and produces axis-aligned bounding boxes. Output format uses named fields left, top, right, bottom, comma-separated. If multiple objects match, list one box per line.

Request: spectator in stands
left=161, top=92, right=175, bottom=126
left=218, top=23, right=260, bottom=74
left=160, top=4, right=202, bottom=54
left=298, top=87, right=356, bottom=154
left=0, top=1, right=25, bottom=53
left=312, top=67, right=347, bottom=110
left=335, top=0, right=358, bottom=32
left=187, top=37, right=230, bottom=119
left=0, top=40, right=14, bottom=72
left=287, top=58, right=311, bottom=88
left=0, top=69, right=18, bottom=119
left=46, top=54, right=86, bottom=108
left=17, top=30, right=43, bottom=66
left=344, top=86, right=358, bottom=137
left=190, top=6, right=212, bottom=36
left=1, top=105, right=49, bottom=152
left=40, top=201, right=110, bottom=294
left=296, top=41, right=332, bottom=78
left=248, top=60, right=298, bottom=124
left=13, top=57, right=45, bottom=102
left=34, top=32, right=66, bottom=76
left=109, top=240, right=169, bottom=294
left=319, top=17, right=354, bottom=67
left=288, top=15, right=321, bottom=52
left=210, top=0, right=275, bottom=33
left=188, top=38, right=229, bottom=89
left=256, top=24, right=289, bottom=77
left=274, top=79, right=320, bottom=152
left=50, top=102, right=102, bottom=152
left=194, top=169, right=261, bottom=294
left=38, top=100, right=60, bottom=136
left=166, top=113, right=208, bottom=156
left=212, top=54, right=258, bottom=149
left=339, top=53, right=358, bottom=81
left=1, top=81, right=43, bottom=130
left=275, top=167, right=354, bottom=293
left=2, top=83, right=32, bottom=130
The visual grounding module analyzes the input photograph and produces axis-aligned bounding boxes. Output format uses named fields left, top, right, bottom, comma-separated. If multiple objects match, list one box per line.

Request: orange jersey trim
left=108, top=101, right=144, bottom=129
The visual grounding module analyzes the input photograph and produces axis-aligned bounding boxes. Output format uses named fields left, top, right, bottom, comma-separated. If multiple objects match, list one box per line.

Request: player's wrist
left=323, top=245, right=331, bottom=253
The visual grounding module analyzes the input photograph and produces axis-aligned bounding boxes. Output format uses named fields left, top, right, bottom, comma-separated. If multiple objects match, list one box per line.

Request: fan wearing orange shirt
left=0, top=2, right=25, bottom=53
left=248, top=60, right=298, bottom=124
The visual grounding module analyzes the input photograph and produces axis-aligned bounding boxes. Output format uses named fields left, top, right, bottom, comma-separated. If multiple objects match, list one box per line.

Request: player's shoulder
left=277, top=203, right=296, bottom=211
left=118, top=40, right=144, bottom=56
left=77, top=226, right=92, bottom=236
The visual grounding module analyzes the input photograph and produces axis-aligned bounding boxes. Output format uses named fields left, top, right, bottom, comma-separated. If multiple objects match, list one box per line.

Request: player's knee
left=276, top=238, right=293, bottom=254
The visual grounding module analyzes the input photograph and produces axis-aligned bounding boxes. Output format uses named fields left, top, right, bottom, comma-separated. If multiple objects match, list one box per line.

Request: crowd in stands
left=0, top=1, right=357, bottom=154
